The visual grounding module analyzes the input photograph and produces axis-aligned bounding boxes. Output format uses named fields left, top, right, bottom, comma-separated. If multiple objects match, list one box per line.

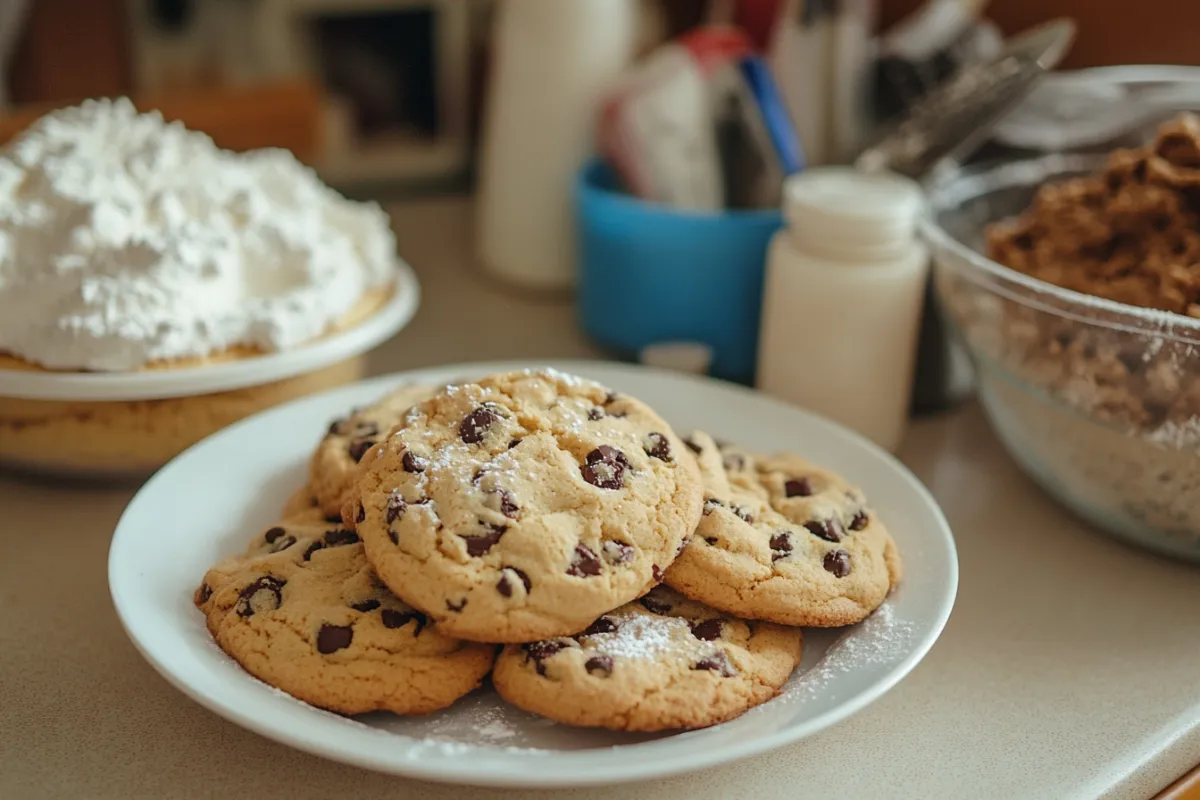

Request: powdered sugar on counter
left=0, top=98, right=397, bottom=371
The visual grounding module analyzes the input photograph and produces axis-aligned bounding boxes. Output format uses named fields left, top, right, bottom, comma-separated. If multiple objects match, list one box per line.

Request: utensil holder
left=576, top=159, right=782, bottom=384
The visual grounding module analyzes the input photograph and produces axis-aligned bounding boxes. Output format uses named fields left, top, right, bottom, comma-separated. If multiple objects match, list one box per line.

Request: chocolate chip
left=446, top=598, right=468, bottom=613
left=683, top=437, right=703, bottom=455
left=785, top=477, right=813, bottom=498
left=462, top=527, right=506, bottom=556
left=386, top=491, right=406, bottom=524
left=567, top=544, right=602, bottom=577
left=643, top=432, right=672, bottom=462
left=302, top=529, right=353, bottom=559
left=651, top=564, right=664, bottom=583
left=507, top=438, right=522, bottom=450
left=351, top=599, right=380, bottom=612
left=704, top=536, right=719, bottom=545
left=327, top=416, right=347, bottom=435
left=387, top=529, right=399, bottom=545
left=582, top=616, right=618, bottom=636
left=267, top=533, right=296, bottom=553
left=734, top=506, right=755, bottom=524
left=353, top=421, right=380, bottom=439
left=690, top=619, right=723, bottom=641
left=522, top=639, right=570, bottom=675
left=693, top=651, right=736, bottom=677
left=324, top=513, right=342, bottom=524
left=702, top=498, right=723, bottom=515
left=483, top=487, right=519, bottom=519
left=823, top=549, right=851, bottom=577
left=640, top=593, right=672, bottom=614
left=587, top=407, right=605, bottom=421
left=324, top=528, right=359, bottom=547
left=382, top=608, right=426, bottom=635
left=585, top=654, right=614, bottom=677
left=402, top=450, right=427, bottom=473
left=603, top=391, right=619, bottom=405
left=316, top=624, right=353, bottom=654
left=356, top=504, right=365, bottom=524
left=460, top=404, right=501, bottom=444
left=235, top=576, right=285, bottom=617
left=264, top=526, right=287, bottom=543
left=195, top=583, right=212, bottom=604
left=496, top=567, right=531, bottom=597
left=348, top=438, right=376, bottom=463
left=601, top=540, right=634, bottom=565
left=499, top=492, right=519, bottom=518
left=770, top=531, right=794, bottom=561
left=849, top=511, right=869, bottom=531
left=805, top=519, right=843, bottom=543
left=581, top=445, right=630, bottom=490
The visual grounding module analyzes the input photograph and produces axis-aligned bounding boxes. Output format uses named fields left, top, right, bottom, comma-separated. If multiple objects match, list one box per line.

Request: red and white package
left=598, top=26, right=752, bottom=211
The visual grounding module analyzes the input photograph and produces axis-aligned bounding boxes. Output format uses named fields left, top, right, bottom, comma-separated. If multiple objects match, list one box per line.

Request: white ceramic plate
left=0, top=261, right=420, bottom=401
left=108, top=360, right=958, bottom=788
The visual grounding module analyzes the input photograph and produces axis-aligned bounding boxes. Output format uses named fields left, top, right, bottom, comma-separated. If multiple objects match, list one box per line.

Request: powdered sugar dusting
left=590, top=611, right=705, bottom=661
left=522, top=367, right=596, bottom=388
left=778, top=604, right=914, bottom=704
left=394, top=694, right=555, bottom=756
left=419, top=702, right=520, bottom=744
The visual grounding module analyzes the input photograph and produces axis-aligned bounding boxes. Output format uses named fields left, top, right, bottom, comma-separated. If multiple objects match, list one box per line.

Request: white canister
left=756, top=166, right=928, bottom=453
left=476, top=0, right=639, bottom=290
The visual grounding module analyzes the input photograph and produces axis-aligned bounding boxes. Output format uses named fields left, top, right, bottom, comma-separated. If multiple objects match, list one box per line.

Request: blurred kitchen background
left=1, top=0, right=1193, bottom=197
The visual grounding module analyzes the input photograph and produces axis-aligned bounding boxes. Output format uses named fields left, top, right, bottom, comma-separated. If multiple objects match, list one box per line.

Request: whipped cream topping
left=0, top=98, right=397, bottom=371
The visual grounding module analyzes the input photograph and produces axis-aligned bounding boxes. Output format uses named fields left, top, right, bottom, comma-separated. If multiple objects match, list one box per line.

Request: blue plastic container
left=576, top=160, right=783, bottom=384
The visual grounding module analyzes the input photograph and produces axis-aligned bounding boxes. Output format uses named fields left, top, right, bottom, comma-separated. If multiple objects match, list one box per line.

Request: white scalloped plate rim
left=0, top=260, right=420, bottom=401
left=108, top=360, right=958, bottom=788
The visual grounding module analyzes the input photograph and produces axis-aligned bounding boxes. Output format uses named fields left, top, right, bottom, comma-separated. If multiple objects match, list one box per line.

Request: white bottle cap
left=783, top=166, right=924, bottom=259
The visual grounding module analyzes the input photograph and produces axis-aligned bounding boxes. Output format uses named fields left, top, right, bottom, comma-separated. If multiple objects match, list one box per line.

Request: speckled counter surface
left=3, top=198, right=1200, bottom=800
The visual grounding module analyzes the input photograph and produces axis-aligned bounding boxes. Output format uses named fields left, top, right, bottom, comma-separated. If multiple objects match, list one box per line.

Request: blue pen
left=738, top=55, right=807, bottom=175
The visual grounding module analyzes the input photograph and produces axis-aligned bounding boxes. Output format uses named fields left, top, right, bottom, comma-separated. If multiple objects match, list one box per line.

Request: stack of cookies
left=194, top=369, right=902, bottom=732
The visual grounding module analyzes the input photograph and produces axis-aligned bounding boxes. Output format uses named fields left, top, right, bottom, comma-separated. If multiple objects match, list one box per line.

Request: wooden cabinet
left=10, top=0, right=132, bottom=104
left=879, top=0, right=1200, bottom=69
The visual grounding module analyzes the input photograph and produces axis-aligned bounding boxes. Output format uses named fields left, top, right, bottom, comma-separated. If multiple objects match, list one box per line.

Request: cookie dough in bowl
left=0, top=99, right=418, bottom=479
left=923, top=110, right=1200, bottom=560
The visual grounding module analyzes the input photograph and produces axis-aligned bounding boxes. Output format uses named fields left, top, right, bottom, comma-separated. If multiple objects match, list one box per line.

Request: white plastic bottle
left=476, top=0, right=639, bottom=290
left=756, top=166, right=928, bottom=452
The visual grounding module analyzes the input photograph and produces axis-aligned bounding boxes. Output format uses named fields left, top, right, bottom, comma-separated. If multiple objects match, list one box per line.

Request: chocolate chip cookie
left=665, top=431, right=902, bottom=627
left=308, top=383, right=440, bottom=518
left=492, top=585, right=803, bottom=731
left=350, top=368, right=703, bottom=643
left=279, top=486, right=334, bottom=522
left=194, top=518, right=496, bottom=715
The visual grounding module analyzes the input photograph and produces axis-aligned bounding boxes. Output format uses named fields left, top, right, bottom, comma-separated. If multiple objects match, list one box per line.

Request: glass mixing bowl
left=921, top=153, right=1200, bottom=562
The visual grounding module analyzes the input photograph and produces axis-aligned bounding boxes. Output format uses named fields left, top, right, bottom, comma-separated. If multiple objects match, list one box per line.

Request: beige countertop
left=3, top=197, right=1200, bottom=800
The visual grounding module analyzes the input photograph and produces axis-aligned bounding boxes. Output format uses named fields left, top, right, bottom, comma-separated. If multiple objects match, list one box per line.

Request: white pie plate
left=108, top=360, right=958, bottom=788
left=0, top=260, right=420, bottom=401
